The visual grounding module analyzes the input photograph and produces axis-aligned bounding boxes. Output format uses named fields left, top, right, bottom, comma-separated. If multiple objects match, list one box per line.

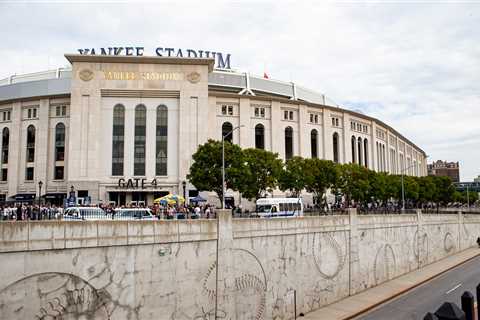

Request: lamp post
left=222, top=125, right=244, bottom=209
left=182, top=181, right=186, bottom=202
left=38, top=180, right=43, bottom=206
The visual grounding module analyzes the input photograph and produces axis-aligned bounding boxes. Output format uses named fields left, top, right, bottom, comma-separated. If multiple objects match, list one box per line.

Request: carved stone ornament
left=186, top=71, right=201, bottom=84
left=79, top=69, right=94, bottom=82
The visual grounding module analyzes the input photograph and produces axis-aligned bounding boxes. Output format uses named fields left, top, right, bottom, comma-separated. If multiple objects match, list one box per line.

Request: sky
left=0, top=1, right=478, bottom=180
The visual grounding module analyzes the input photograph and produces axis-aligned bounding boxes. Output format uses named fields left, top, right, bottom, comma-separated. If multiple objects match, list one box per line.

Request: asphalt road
left=357, top=255, right=480, bottom=320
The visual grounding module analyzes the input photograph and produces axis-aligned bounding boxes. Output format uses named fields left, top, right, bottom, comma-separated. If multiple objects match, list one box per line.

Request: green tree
left=187, top=139, right=246, bottom=203
left=303, top=158, right=339, bottom=206
left=403, top=175, right=420, bottom=205
left=278, top=157, right=307, bottom=197
left=432, top=176, right=455, bottom=205
left=337, top=163, right=370, bottom=205
left=369, top=171, right=388, bottom=203
left=239, top=148, right=283, bottom=201
left=417, top=176, right=436, bottom=207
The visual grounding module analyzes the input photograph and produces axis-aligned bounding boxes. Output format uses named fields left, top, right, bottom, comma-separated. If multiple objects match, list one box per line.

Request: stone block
left=29, top=221, right=66, bottom=250
left=0, top=222, right=29, bottom=252
left=127, top=221, right=155, bottom=245
left=65, top=221, right=98, bottom=248
left=154, top=220, right=179, bottom=243
left=97, top=221, right=128, bottom=246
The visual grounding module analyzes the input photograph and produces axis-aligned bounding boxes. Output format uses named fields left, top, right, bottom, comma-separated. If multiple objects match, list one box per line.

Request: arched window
left=25, top=125, right=35, bottom=181
left=255, top=124, right=265, bottom=149
left=311, top=129, right=318, bottom=158
left=54, top=123, right=65, bottom=180
left=26, top=125, right=35, bottom=163
left=358, top=137, right=363, bottom=165
left=55, top=123, right=65, bottom=161
left=134, top=104, right=146, bottom=176
left=333, top=132, right=339, bottom=163
left=112, top=104, right=125, bottom=176
left=156, top=105, right=168, bottom=176
left=364, top=138, right=368, bottom=168
left=222, top=122, right=233, bottom=143
left=383, top=145, right=387, bottom=172
left=1, top=128, right=9, bottom=181
left=285, top=126, right=293, bottom=160
left=2, top=127, right=9, bottom=165
left=351, top=136, right=356, bottom=163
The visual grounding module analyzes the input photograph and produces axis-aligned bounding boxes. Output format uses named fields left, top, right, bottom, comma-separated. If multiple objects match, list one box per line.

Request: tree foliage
left=278, top=157, right=308, bottom=197
left=239, top=148, right=283, bottom=201
left=187, top=139, right=245, bottom=203
left=187, top=140, right=463, bottom=208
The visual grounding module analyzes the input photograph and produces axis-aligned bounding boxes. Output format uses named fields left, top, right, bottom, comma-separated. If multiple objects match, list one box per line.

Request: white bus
left=113, top=208, right=156, bottom=220
left=255, top=198, right=303, bottom=217
left=63, top=207, right=109, bottom=221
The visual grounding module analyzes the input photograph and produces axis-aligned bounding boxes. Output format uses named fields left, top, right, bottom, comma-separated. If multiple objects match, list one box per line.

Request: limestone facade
left=0, top=55, right=427, bottom=206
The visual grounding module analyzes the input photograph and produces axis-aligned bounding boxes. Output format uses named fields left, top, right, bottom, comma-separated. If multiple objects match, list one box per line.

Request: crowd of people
left=0, top=204, right=64, bottom=221
left=0, top=202, right=217, bottom=221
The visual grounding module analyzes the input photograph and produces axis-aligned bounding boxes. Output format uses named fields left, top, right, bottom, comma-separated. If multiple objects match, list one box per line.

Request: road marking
left=446, top=283, right=462, bottom=294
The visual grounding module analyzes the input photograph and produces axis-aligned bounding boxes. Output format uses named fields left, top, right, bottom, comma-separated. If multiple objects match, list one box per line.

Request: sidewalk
left=302, top=247, right=480, bottom=320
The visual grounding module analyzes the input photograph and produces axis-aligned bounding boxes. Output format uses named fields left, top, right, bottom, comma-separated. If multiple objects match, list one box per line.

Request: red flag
left=263, top=72, right=269, bottom=79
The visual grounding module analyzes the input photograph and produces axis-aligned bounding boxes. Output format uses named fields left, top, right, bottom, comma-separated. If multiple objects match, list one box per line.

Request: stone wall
left=0, top=210, right=479, bottom=320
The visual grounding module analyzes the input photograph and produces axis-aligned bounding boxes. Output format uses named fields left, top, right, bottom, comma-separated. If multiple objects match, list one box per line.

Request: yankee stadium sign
left=77, top=46, right=231, bottom=69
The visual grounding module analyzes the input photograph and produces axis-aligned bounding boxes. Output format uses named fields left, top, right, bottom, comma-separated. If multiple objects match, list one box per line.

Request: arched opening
left=333, top=132, right=339, bottom=163
left=26, top=125, right=35, bottom=163
left=311, top=129, right=318, bottom=158
left=2, top=127, right=9, bottom=165
left=112, top=104, right=125, bottom=176
left=364, top=138, right=368, bottom=168
left=351, top=136, right=356, bottom=163
left=222, top=122, right=233, bottom=143
left=358, top=137, right=363, bottom=166
left=1, top=128, right=9, bottom=181
left=255, top=124, right=265, bottom=149
left=156, top=105, right=168, bottom=176
left=54, top=123, right=65, bottom=180
left=25, top=125, right=35, bottom=180
left=285, top=127, right=293, bottom=160
left=134, top=104, right=146, bottom=176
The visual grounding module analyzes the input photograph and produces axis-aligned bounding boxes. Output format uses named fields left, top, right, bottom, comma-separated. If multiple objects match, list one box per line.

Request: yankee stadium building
left=0, top=50, right=427, bottom=206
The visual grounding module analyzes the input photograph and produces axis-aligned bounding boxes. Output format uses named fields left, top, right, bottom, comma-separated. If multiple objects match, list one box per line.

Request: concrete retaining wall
left=0, top=210, right=479, bottom=320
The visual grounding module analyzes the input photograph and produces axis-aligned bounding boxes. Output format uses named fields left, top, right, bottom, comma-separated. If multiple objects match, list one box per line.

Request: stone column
left=348, top=207, right=360, bottom=295
left=215, top=209, right=235, bottom=318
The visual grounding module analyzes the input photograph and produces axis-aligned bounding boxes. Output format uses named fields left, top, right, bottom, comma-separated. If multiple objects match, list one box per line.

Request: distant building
left=474, top=175, right=480, bottom=183
left=428, top=160, right=460, bottom=183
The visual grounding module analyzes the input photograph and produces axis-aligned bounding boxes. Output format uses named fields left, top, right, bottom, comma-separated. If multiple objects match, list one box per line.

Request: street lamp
left=222, top=125, right=244, bottom=209
left=182, top=181, right=186, bottom=202
left=38, top=180, right=43, bottom=206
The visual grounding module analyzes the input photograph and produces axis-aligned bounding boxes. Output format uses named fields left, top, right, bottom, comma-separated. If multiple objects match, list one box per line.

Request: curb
left=344, top=250, right=480, bottom=319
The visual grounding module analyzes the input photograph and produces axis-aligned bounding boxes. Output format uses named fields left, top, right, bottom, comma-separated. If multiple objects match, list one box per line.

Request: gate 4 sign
left=118, top=178, right=158, bottom=189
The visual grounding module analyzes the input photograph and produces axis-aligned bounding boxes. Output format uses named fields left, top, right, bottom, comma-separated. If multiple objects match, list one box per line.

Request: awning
left=10, top=193, right=36, bottom=201
left=190, top=195, right=207, bottom=202
left=42, top=193, right=67, bottom=200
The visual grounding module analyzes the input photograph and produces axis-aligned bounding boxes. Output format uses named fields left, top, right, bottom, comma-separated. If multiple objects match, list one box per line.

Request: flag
left=263, top=72, right=269, bottom=79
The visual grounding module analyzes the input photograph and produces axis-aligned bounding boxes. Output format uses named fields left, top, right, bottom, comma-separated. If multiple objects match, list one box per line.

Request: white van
left=113, top=208, right=156, bottom=220
left=63, top=207, right=109, bottom=221
left=255, top=198, right=303, bottom=217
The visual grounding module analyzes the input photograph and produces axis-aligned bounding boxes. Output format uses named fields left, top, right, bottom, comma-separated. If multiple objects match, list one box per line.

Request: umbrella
left=154, top=194, right=185, bottom=205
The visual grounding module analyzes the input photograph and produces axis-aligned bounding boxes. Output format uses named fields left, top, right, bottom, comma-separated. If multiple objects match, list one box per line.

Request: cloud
left=0, top=1, right=478, bottom=180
